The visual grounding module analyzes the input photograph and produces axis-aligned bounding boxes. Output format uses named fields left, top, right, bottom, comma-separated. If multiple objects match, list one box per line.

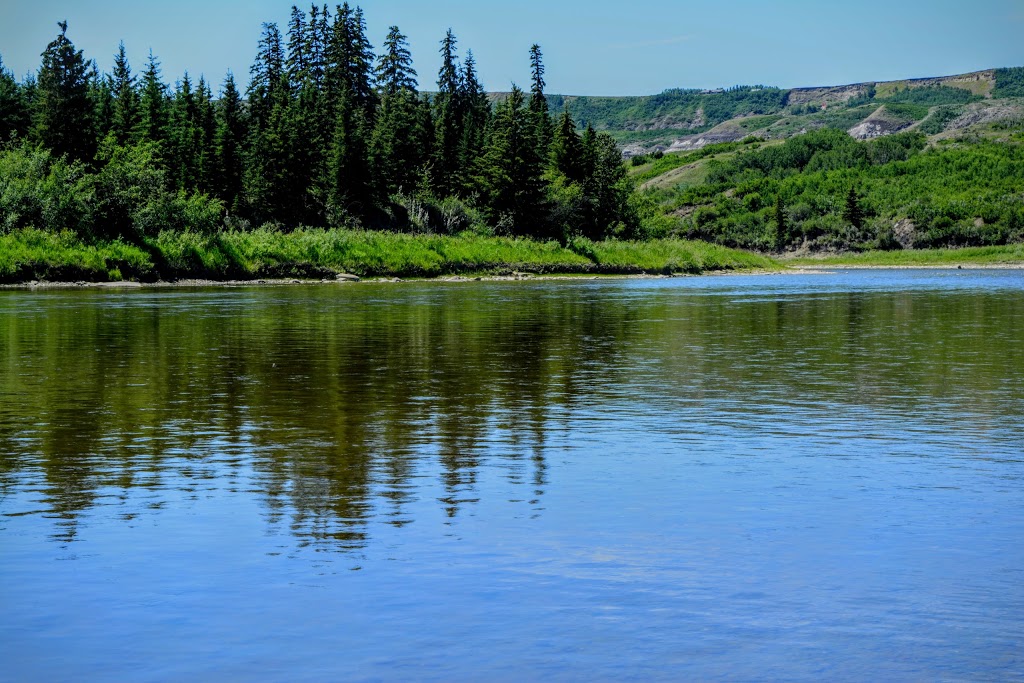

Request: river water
left=1, top=269, right=1022, bottom=681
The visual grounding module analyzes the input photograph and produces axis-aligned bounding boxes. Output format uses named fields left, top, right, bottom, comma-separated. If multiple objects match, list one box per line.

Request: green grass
left=0, top=229, right=153, bottom=282
left=0, top=227, right=778, bottom=283
left=783, top=245, right=1024, bottom=267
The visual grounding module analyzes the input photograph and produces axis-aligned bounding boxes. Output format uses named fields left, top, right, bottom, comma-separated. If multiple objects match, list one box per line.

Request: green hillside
left=548, top=67, right=1024, bottom=152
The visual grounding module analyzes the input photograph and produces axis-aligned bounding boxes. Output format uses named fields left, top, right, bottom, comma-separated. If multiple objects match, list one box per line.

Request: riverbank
left=782, top=245, right=1024, bottom=268
left=0, top=228, right=777, bottom=284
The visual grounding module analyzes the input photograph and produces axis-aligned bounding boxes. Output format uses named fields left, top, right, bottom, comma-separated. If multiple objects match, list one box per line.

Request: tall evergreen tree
left=138, top=50, right=169, bottom=146
left=528, top=44, right=552, bottom=157
left=168, top=72, right=201, bottom=190
left=458, top=49, right=490, bottom=187
left=371, top=27, right=423, bottom=197
left=578, top=128, right=631, bottom=240
left=91, top=74, right=115, bottom=146
left=109, top=42, right=139, bottom=145
left=550, top=107, right=584, bottom=181
left=33, top=21, right=96, bottom=161
left=304, top=4, right=329, bottom=89
left=0, top=56, right=30, bottom=140
left=325, top=4, right=375, bottom=116
left=215, top=72, right=247, bottom=212
left=477, top=85, right=546, bottom=236
left=431, top=29, right=464, bottom=198
left=286, top=6, right=308, bottom=87
left=375, top=26, right=416, bottom=96
left=327, top=87, right=372, bottom=224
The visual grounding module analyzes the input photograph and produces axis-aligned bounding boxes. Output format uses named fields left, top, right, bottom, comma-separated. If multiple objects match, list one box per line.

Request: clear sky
left=2, top=0, right=1022, bottom=96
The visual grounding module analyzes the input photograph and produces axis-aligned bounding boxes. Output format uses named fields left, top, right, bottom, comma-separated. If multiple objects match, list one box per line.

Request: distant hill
left=529, top=67, right=1024, bottom=154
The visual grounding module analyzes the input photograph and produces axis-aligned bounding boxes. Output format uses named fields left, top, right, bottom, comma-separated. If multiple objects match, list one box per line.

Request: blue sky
left=2, top=0, right=1022, bottom=96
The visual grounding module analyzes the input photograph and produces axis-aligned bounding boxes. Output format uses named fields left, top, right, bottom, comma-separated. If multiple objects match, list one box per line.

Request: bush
left=0, top=143, right=92, bottom=234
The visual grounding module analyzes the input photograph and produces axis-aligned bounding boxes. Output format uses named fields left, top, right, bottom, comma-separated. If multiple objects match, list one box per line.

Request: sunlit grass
left=783, top=245, right=1024, bottom=267
left=1, top=227, right=779, bottom=283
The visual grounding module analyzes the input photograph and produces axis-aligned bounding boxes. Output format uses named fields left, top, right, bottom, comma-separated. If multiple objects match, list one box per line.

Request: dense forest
left=0, top=7, right=635, bottom=243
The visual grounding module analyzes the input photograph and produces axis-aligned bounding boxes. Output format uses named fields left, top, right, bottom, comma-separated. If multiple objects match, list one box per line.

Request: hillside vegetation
left=629, top=125, right=1024, bottom=252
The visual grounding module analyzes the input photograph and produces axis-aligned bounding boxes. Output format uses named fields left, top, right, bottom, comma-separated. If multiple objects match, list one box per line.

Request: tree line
left=0, top=7, right=636, bottom=242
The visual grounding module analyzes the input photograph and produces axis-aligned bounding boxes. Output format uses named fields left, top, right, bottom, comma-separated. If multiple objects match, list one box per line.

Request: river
left=1, top=269, right=1022, bottom=681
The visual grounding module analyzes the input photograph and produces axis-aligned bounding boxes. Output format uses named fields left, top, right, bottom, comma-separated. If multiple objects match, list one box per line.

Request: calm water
left=1, top=269, right=1023, bottom=681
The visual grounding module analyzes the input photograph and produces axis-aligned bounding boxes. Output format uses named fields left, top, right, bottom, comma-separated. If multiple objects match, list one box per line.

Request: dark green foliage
left=0, top=56, right=30, bottom=141
left=528, top=44, right=552, bottom=159
left=477, top=86, right=546, bottom=235
left=12, top=5, right=636, bottom=246
left=558, top=85, right=788, bottom=134
left=215, top=73, right=246, bottom=212
left=994, top=67, right=1024, bottom=98
left=33, top=21, right=96, bottom=162
left=108, top=43, right=139, bottom=145
left=646, top=132, right=1024, bottom=251
left=882, top=84, right=981, bottom=106
left=772, top=194, right=787, bottom=250
left=431, top=29, right=464, bottom=197
left=371, top=28, right=426, bottom=197
left=138, top=51, right=169, bottom=145
left=843, top=186, right=864, bottom=229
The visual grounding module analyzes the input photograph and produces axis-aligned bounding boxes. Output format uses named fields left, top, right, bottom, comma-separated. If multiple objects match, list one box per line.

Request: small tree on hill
left=843, top=185, right=864, bottom=230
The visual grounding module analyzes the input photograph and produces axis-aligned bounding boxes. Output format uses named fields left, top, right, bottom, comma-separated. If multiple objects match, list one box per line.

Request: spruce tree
left=33, top=21, right=96, bottom=161
left=528, top=44, right=552, bottom=158
left=286, top=6, right=308, bottom=87
left=0, top=56, right=30, bottom=140
left=138, top=51, right=169, bottom=146
left=458, top=50, right=490, bottom=190
left=91, top=75, right=115, bottom=146
left=109, top=42, right=139, bottom=145
left=844, top=186, right=864, bottom=229
left=477, top=85, right=546, bottom=236
left=431, top=29, right=464, bottom=198
left=550, top=107, right=584, bottom=182
left=215, top=72, right=247, bottom=212
left=371, top=26, right=422, bottom=197
left=195, top=76, right=217, bottom=192
left=168, top=72, right=200, bottom=190
left=327, top=87, right=372, bottom=224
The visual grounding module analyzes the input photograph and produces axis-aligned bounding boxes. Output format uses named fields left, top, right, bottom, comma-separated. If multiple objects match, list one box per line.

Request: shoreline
left=1, top=269, right=782, bottom=290
left=6, top=263, right=1024, bottom=290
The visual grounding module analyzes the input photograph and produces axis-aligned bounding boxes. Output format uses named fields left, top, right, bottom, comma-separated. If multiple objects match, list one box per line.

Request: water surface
left=1, top=269, right=1022, bottom=681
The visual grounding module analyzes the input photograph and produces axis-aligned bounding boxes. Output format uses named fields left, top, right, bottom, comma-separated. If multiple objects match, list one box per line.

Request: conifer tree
left=550, top=107, right=584, bottom=182
left=844, top=185, right=864, bottom=229
left=215, top=72, right=246, bottom=212
left=168, top=72, right=200, bottom=190
left=477, top=85, right=546, bottom=235
left=327, top=87, right=372, bottom=224
left=528, top=44, right=552, bottom=157
left=371, top=26, right=423, bottom=197
left=91, top=75, right=115, bottom=146
left=109, top=42, right=139, bottom=145
left=325, top=4, right=375, bottom=117
left=0, top=56, right=30, bottom=140
left=305, top=4, right=329, bottom=89
left=458, top=50, right=490, bottom=188
left=33, top=21, right=96, bottom=161
left=286, top=6, right=308, bottom=87
left=432, top=29, right=464, bottom=197
left=138, top=51, right=169, bottom=146
left=195, top=76, right=217, bottom=192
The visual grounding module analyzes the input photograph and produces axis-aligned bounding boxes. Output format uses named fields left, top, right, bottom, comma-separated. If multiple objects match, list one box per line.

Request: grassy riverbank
left=783, top=245, right=1024, bottom=268
left=0, top=228, right=778, bottom=283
